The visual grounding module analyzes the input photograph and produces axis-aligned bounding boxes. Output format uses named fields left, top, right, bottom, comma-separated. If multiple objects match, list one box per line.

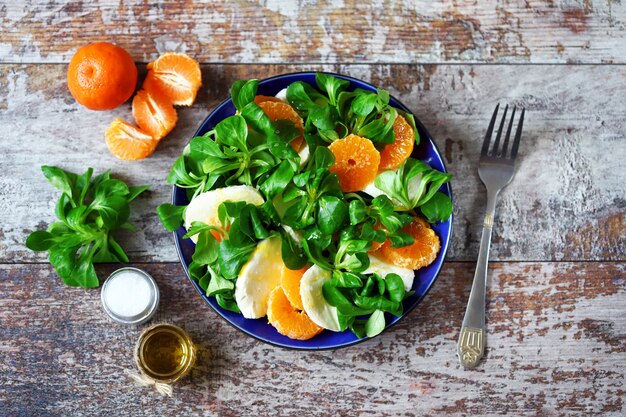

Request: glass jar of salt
left=101, top=267, right=159, bottom=325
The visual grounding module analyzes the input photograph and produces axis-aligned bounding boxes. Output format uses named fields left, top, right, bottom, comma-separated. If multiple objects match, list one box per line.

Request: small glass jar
left=134, top=323, right=196, bottom=384
left=101, top=267, right=159, bottom=325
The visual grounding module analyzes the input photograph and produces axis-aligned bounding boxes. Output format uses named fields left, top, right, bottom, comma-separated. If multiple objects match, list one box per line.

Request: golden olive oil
left=135, top=324, right=195, bottom=383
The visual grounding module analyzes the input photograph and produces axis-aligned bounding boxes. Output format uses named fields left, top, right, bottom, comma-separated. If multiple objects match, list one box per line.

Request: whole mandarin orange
left=67, top=42, right=137, bottom=110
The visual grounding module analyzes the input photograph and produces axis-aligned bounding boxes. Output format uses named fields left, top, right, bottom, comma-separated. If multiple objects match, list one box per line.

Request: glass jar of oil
left=135, top=324, right=196, bottom=384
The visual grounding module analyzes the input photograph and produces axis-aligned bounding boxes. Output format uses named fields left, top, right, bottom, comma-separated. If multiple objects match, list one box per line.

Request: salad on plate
left=158, top=73, right=452, bottom=341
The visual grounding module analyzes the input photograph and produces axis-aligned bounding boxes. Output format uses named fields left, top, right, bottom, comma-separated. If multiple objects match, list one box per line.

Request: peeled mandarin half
left=105, top=118, right=158, bottom=161
left=267, top=286, right=323, bottom=340
left=328, top=134, right=381, bottom=192
left=379, top=114, right=414, bottom=171
left=144, top=52, right=201, bottom=106
left=257, top=100, right=305, bottom=151
left=280, top=265, right=307, bottom=311
left=132, top=89, right=178, bottom=141
left=374, top=217, right=440, bottom=270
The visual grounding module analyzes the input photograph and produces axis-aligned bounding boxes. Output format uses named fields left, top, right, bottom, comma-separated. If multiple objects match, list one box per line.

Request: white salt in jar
left=101, top=267, right=160, bottom=325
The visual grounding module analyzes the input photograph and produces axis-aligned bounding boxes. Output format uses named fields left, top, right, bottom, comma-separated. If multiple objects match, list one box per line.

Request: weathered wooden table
left=1, top=1, right=625, bottom=416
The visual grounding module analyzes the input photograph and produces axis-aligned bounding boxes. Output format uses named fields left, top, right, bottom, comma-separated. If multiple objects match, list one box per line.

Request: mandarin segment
left=67, top=42, right=137, bottom=110
left=257, top=101, right=305, bottom=151
left=254, top=95, right=282, bottom=105
left=105, top=118, right=158, bottom=161
left=280, top=265, right=307, bottom=311
left=267, top=286, right=323, bottom=340
left=132, top=89, right=178, bottom=141
left=328, top=134, right=381, bottom=192
left=374, top=217, right=440, bottom=270
left=144, top=52, right=201, bottom=106
left=379, top=114, right=415, bottom=171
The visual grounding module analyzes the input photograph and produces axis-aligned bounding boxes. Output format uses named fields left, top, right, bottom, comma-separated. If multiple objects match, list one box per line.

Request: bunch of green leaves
left=182, top=201, right=276, bottom=313
left=273, top=146, right=378, bottom=273
left=158, top=79, right=301, bottom=232
left=25, top=166, right=149, bottom=288
left=280, top=147, right=343, bottom=229
left=287, top=72, right=420, bottom=147
left=373, top=158, right=453, bottom=222
left=322, top=271, right=413, bottom=338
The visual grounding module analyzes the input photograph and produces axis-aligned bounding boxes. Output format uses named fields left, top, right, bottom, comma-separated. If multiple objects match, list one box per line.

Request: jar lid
left=101, top=267, right=159, bottom=325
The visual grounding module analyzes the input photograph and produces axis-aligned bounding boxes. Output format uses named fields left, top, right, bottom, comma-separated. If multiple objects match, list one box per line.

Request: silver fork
left=457, top=104, right=525, bottom=369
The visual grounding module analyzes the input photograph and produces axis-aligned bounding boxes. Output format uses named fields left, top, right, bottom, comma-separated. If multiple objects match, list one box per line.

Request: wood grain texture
left=1, top=64, right=624, bottom=263
left=0, top=262, right=624, bottom=416
left=1, top=1, right=626, bottom=64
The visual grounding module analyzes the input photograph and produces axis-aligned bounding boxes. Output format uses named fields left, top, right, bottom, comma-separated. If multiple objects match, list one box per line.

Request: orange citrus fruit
left=105, top=118, right=158, bottom=161
left=143, top=52, right=201, bottom=106
left=328, top=134, right=381, bottom=192
left=257, top=101, right=305, bottom=151
left=280, top=265, right=307, bottom=311
left=67, top=42, right=137, bottom=110
left=379, top=114, right=414, bottom=171
left=267, top=286, right=323, bottom=340
left=132, top=88, right=178, bottom=141
left=254, top=95, right=282, bottom=105
left=374, top=217, right=440, bottom=270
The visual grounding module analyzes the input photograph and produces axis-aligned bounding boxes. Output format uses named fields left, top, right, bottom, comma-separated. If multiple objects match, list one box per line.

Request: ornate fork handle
left=457, top=189, right=497, bottom=368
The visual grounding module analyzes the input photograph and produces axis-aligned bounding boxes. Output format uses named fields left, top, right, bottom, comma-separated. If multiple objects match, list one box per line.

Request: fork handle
left=457, top=189, right=499, bottom=368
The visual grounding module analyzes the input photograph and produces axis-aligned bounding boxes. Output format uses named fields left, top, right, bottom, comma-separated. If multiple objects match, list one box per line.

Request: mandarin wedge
left=132, top=89, right=178, bottom=141
left=374, top=217, right=440, bottom=270
left=144, top=52, right=201, bottom=106
left=267, top=286, right=323, bottom=340
left=258, top=100, right=305, bottom=151
left=105, top=118, right=158, bottom=161
left=280, top=265, right=307, bottom=311
left=379, top=114, right=414, bottom=171
left=328, top=134, right=380, bottom=192
left=254, top=95, right=282, bottom=105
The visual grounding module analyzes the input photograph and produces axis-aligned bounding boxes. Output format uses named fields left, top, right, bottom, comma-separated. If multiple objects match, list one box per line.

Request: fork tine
left=481, top=104, right=500, bottom=156
left=491, top=104, right=508, bottom=155
left=510, top=108, right=525, bottom=159
left=501, top=106, right=516, bottom=157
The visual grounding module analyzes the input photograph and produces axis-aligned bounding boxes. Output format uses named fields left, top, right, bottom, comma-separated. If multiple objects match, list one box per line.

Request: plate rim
left=172, top=71, right=453, bottom=350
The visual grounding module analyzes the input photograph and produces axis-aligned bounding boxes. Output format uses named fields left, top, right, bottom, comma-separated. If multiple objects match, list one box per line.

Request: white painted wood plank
left=0, top=1, right=625, bottom=64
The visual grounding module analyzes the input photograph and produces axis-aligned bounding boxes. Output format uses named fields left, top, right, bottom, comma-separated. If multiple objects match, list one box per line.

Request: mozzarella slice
left=235, top=236, right=283, bottom=318
left=362, top=254, right=415, bottom=291
left=274, top=87, right=288, bottom=103
left=184, top=185, right=264, bottom=243
left=300, top=265, right=341, bottom=332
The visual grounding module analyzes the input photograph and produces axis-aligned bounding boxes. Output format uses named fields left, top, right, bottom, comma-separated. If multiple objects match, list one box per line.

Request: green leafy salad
left=158, top=73, right=452, bottom=340
left=26, top=166, right=149, bottom=288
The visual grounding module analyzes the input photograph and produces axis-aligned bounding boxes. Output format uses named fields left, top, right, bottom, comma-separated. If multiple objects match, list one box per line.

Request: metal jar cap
left=101, top=267, right=159, bottom=325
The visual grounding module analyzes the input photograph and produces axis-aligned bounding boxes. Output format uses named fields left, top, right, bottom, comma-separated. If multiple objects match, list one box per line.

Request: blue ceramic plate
left=173, top=72, right=452, bottom=350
